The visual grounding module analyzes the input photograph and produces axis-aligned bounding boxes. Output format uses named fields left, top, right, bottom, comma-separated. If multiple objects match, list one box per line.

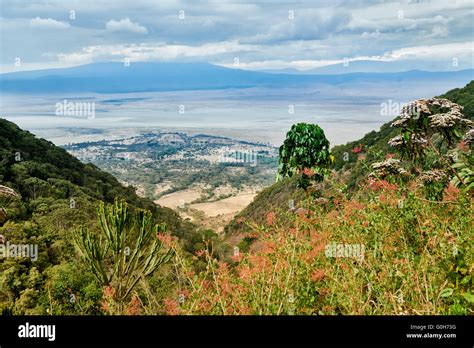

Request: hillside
left=225, top=80, right=474, bottom=235
left=0, top=118, right=198, bottom=314
left=177, top=90, right=473, bottom=315
left=330, top=80, right=474, bottom=190
left=0, top=118, right=187, bottom=230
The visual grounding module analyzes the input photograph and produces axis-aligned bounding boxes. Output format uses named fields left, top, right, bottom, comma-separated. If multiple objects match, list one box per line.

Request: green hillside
left=441, top=80, right=474, bottom=121
left=199, top=83, right=472, bottom=315
left=0, top=118, right=196, bottom=314
left=331, top=80, right=474, bottom=189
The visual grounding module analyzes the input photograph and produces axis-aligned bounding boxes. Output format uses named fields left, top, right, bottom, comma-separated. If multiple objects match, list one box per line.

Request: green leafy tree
left=73, top=199, right=173, bottom=313
left=276, top=123, right=333, bottom=190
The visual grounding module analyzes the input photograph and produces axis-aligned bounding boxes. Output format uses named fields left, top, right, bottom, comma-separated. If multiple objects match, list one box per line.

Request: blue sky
left=0, top=0, right=473, bottom=73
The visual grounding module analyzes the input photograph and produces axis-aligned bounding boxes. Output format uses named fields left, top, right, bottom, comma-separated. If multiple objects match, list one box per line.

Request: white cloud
left=385, top=42, right=473, bottom=61
left=29, top=17, right=70, bottom=29
left=423, top=25, right=449, bottom=39
left=217, top=42, right=474, bottom=71
left=57, top=41, right=256, bottom=65
left=219, top=59, right=342, bottom=71
left=105, top=18, right=148, bottom=34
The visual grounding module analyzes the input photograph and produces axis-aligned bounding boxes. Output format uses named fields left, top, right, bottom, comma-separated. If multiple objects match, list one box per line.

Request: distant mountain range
left=1, top=62, right=473, bottom=94
left=260, top=60, right=471, bottom=75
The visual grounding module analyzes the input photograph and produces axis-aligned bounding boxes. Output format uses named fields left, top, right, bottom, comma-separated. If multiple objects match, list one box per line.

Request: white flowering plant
left=386, top=98, right=473, bottom=199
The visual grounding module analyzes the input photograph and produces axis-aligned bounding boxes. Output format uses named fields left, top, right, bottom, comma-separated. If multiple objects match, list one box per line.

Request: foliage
left=277, top=123, right=333, bottom=190
left=169, top=182, right=473, bottom=315
left=383, top=98, right=473, bottom=199
left=451, top=146, right=474, bottom=191
left=439, top=80, right=474, bottom=121
left=73, top=199, right=174, bottom=313
left=0, top=118, right=193, bottom=314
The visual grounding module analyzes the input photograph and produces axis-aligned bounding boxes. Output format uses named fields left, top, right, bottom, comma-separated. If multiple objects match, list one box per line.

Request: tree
left=73, top=199, right=173, bottom=314
left=23, top=177, right=50, bottom=200
left=276, top=123, right=333, bottom=190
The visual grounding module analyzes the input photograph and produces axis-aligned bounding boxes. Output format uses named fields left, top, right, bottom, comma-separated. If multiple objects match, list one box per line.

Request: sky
left=0, top=0, right=473, bottom=73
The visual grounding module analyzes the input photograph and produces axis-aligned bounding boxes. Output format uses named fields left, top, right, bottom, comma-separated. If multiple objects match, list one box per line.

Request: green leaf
left=461, top=292, right=474, bottom=303
left=439, top=288, right=454, bottom=298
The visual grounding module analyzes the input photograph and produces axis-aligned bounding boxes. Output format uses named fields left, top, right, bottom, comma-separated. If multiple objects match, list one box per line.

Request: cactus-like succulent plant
left=73, top=199, right=174, bottom=313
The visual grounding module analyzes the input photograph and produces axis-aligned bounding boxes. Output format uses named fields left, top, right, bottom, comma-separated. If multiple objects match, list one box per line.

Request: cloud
left=29, top=17, right=70, bottom=29
left=242, top=8, right=352, bottom=44
left=57, top=41, right=256, bottom=65
left=384, top=42, right=472, bottom=61
left=217, top=42, right=474, bottom=71
left=105, top=18, right=148, bottom=34
left=1, top=0, right=472, bottom=72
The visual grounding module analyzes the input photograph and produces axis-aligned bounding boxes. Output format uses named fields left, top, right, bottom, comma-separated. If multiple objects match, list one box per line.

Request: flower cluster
left=430, top=98, right=464, bottom=111
left=156, top=233, right=177, bottom=248
left=391, top=97, right=465, bottom=131
left=462, top=128, right=474, bottom=146
left=367, top=179, right=398, bottom=192
left=369, top=158, right=407, bottom=179
left=392, top=98, right=463, bottom=128
left=388, top=134, right=428, bottom=148
left=429, top=111, right=472, bottom=129
left=351, top=144, right=364, bottom=154
left=418, top=170, right=448, bottom=184
left=126, top=294, right=142, bottom=315
left=391, top=100, right=426, bottom=128
left=0, top=185, right=19, bottom=198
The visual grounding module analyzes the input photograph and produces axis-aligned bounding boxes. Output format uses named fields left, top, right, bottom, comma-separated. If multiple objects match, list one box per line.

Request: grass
left=164, top=179, right=473, bottom=315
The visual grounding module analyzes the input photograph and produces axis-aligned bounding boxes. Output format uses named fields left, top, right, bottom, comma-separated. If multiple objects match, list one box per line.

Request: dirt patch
left=154, top=188, right=203, bottom=209
left=154, top=186, right=259, bottom=233
left=190, top=193, right=256, bottom=217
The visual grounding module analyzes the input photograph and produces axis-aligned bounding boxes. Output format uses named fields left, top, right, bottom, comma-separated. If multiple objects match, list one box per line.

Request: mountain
left=262, top=60, right=473, bottom=75
left=1, top=62, right=473, bottom=94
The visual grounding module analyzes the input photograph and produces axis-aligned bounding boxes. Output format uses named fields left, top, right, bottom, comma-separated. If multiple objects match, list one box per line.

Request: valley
left=64, top=131, right=278, bottom=231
